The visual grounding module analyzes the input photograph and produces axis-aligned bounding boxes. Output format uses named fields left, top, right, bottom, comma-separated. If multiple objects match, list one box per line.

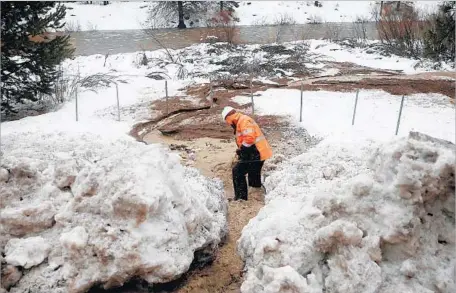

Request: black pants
left=232, top=160, right=264, bottom=200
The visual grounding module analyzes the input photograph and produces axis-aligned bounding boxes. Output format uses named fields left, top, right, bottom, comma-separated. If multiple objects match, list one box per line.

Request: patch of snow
left=316, top=68, right=340, bottom=77
left=62, top=2, right=151, bottom=31
left=309, top=40, right=454, bottom=74
left=60, top=227, right=89, bottom=250
left=5, top=237, right=51, bottom=269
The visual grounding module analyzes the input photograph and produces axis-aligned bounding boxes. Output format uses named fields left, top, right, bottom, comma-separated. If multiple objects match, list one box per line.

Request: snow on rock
left=238, top=132, right=455, bottom=293
left=5, top=237, right=51, bottom=269
left=0, top=131, right=227, bottom=293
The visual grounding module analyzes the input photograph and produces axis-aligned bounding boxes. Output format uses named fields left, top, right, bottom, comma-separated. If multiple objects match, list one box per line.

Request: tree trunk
left=220, top=1, right=223, bottom=12
left=177, top=1, right=186, bottom=29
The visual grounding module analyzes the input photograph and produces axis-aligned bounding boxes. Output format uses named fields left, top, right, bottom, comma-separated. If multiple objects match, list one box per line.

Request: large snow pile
left=0, top=131, right=227, bottom=292
left=238, top=132, right=455, bottom=293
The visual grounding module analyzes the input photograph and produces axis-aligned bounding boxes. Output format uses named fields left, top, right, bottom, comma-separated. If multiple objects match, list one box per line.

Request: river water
left=70, top=22, right=379, bottom=56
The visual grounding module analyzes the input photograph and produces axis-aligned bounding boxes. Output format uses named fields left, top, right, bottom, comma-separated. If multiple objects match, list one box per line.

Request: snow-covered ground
left=308, top=40, right=455, bottom=74
left=62, top=1, right=441, bottom=31
left=56, top=40, right=454, bottom=91
left=233, top=89, right=455, bottom=143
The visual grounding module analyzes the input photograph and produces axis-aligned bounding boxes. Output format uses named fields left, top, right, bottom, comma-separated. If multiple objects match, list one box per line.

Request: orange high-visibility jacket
left=234, top=113, right=273, bottom=161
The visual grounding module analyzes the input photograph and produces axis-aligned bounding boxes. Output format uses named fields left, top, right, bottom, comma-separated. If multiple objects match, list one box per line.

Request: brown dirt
left=289, top=76, right=455, bottom=99
left=143, top=133, right=266, bottom=293
left=129, top=80, right=287, bottom=142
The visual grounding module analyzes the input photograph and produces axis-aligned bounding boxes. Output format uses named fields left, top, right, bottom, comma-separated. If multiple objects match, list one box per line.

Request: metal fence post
left=115, top=83, right=120, bottom=121
left=299, top=82, right=303, bottom=122
left=250, top=78, right=254, bottom=115
left=76, top=64, right=80, bottom=122
left=75, top=87, right=79, bottom=122
left=210, top=78, right=213, bottom=107
left=165, top=80, right=169, bottom=115
left=352, top=89, right=359, bottom=125
left=395, top=95, right=405, bottom=135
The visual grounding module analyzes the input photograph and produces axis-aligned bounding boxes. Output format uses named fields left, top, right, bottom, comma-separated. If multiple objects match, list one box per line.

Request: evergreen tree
left=424, top=1, right=455, bottom=61
left=1, top=1, right=74, bottom=115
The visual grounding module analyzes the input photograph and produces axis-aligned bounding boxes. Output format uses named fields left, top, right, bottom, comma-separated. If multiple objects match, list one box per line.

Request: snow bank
left=63, top=2, right=150, bottom=31
left=0, top=131, right=227, bottom=292
left=62, top=1, right=440, bottom=30
left=238, top=132, right=455, bottom=292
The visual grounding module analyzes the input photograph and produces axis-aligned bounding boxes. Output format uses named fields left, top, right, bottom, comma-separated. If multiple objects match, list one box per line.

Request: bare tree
left=324, top=22, right=342, bottom=42
left=274, top=13, right=297, bottom=43
left=352, top=16, right=370, bottom=46
left=206, top=9, right=239, bottom=44
left=372, top=2, right=429, bottom=57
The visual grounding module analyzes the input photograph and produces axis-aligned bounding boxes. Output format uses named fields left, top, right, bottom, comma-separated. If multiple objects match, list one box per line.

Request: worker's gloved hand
left=238, top=145, right=253, bottom=161
left=239, top=145, right=261, bottom=161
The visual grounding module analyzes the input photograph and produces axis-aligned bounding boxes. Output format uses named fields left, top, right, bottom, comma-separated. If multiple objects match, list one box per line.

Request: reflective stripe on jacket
left=235, top=114, right=273, bottom=161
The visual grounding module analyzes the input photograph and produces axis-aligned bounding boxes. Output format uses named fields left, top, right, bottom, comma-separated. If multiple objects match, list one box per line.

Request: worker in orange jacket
left=222, top=106, right=273, bottom=201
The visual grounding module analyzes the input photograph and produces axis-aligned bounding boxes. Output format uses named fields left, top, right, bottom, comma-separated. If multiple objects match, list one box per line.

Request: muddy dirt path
left=144, top=131, right=265, bottom=293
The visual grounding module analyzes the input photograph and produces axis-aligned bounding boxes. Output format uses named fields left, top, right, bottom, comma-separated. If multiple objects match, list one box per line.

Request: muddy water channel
left=70, top=22, right=378, bottom=55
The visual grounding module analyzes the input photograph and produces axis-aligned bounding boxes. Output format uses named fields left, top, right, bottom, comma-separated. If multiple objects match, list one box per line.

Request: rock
left=5, top=237, right=51, bottom=269
left=1, top=265, right=22, bottom=290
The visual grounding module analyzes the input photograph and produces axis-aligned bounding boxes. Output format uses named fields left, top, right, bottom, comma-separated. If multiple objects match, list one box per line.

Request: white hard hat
left=221, top=106, right=235, bottom=121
